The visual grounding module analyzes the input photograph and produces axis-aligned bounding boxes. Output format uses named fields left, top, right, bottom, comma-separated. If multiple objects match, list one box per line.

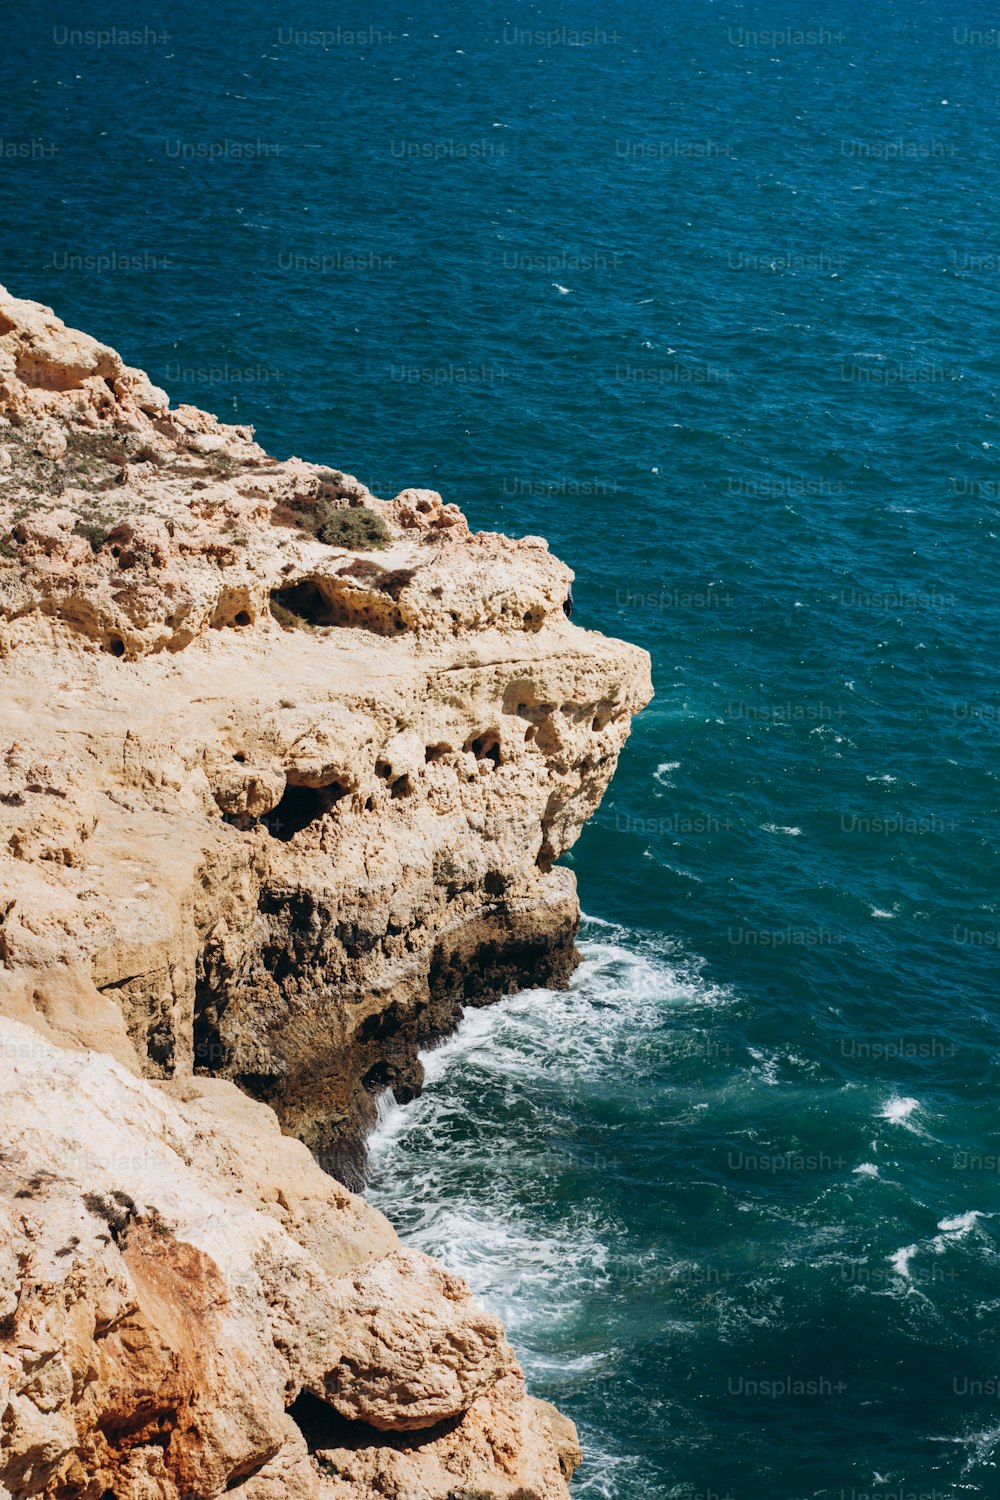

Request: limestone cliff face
left=0, top=286, right=650, bottom=1500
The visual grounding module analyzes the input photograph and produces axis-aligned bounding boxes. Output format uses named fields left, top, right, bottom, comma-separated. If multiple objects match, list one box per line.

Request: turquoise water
left=4, top=1, right=1000, bottom=1493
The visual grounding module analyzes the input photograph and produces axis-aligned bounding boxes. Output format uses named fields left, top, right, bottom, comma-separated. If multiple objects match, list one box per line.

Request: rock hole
left=361, top=1060, right=393, bottom=1091
left=233, top=1069, right=281, bottom=1101
left=233, top=752, right=246, bottom=764
left=425, top=743, right=450, bottom=762
left=262, top=781, right=349, bottom=841
left=358, top=1003, right=405, bottom=1043
left=390, top=774, right=412, bottom=799
left=466, top=732, right=501, bottom=766
left=193, top=971, right=228, bottom=1075
left=270, top=579, right=336, bottom=627
left=107, top=636, right=125, bottom=657
left=271, top=574, right=405, bottom=636
left=234, top=610, right=252, bottom=627
left=288, top=1389, right=462, bottom=1452
left=375, top=760, right=392, bottom=780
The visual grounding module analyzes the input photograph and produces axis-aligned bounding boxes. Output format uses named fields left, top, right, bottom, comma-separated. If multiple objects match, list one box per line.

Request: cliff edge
left=0, top=285, right=651, bottom=1500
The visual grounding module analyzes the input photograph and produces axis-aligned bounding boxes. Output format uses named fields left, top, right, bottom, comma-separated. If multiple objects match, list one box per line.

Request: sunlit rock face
left=0, top=286, right=651, bottom=1500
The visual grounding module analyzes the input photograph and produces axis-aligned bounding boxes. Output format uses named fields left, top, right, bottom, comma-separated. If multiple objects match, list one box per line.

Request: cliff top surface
left=0, top=282, right=582, bottom=661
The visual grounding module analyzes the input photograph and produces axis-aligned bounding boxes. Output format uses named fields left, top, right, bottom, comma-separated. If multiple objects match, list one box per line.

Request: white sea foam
left=761, top=823, right=802, bottom=835
left=747, top=1046, right=780, bottom=1086
left=373, top=1086, right=400, bottom=1131
left=570, top=1447, right=655, bottom=1498
left=654, top=760, right=681, bottom=785
left=928, top=1420, right=1000, bottom=1478
left=879, top=1095, right=920, bottom=1124
left=368, top=929, right=734, bottom=1372
left=889, top=1244, right=919, bottom=1278
left=853, top=1162, right=879, bottom=1177
left=937, top=1210, right=986, bottom=1233
left=885, top=1211, right=993, bottom=1291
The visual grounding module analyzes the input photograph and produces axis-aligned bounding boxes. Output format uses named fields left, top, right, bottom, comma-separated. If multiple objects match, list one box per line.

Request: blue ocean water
left=3, top=1, right=1000, bottom=1494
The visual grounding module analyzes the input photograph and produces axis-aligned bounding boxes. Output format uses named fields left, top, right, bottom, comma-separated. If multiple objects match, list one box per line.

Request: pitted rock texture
left=0, top=286, right=652, bottom=1498
left=0, top=1020, right=569, bottom=1499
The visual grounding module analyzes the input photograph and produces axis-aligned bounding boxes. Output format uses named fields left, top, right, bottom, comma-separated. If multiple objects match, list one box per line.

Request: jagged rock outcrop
left=0, top=285, right=652, bottom=1499
left=0, top=1019, right=576, bottom=1499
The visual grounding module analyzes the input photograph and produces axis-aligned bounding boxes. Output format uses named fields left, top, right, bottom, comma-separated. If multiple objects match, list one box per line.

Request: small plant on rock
left=448, top=1489, right=539, bottom=1500
left=316, top=502, right=389, bottom=550
left=74, top=514, right=116, bottom=552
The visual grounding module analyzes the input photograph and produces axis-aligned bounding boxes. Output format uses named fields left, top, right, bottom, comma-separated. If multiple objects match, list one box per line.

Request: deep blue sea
left=4, top=2, right=1000, bottom=1495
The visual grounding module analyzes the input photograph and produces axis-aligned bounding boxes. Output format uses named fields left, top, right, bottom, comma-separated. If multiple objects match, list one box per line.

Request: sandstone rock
left=0, top=1019, right=574, bottom=1500
left=32, top=422, right=66, bottom=460
left=392, top=487, right=467, bottom=532
left=0, top=282, right=651, bottom=1179
left=311, top=1372, right=577, bottom=1499
left=533, top=1398, right=584, bottom=1480
left=317, top=1250, right=514, bottom=1429
left=0, top=286, right=649, bottom=1499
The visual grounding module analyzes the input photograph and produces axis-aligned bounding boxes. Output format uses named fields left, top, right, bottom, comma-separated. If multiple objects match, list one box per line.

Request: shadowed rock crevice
left=288, top=1388, right=465, bottom=1453
left=270, top=574, right=406, bottom=635
left=193, top=963, right=229, bottom=1075
left=261, top=780, right=350, bottom=841
left=270, top=577, right=340, bottom=628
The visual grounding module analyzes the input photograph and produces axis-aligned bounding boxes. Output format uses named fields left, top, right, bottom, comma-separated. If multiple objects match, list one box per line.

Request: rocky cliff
left=0, top=285, right=651, bottom=1500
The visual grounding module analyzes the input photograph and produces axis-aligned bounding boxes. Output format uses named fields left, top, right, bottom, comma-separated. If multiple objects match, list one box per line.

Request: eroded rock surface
left=0, top=285, right=652, bottom=1498
left=0, top=1021, right=571, bottom=1498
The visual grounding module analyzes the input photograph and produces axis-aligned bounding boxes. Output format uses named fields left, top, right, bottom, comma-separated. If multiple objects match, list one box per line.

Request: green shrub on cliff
left=74, top=512, right=117, bottom=551
left=314, top=501, right=389, bottom=551
left=447, top=1490, right=540, bottom=1500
